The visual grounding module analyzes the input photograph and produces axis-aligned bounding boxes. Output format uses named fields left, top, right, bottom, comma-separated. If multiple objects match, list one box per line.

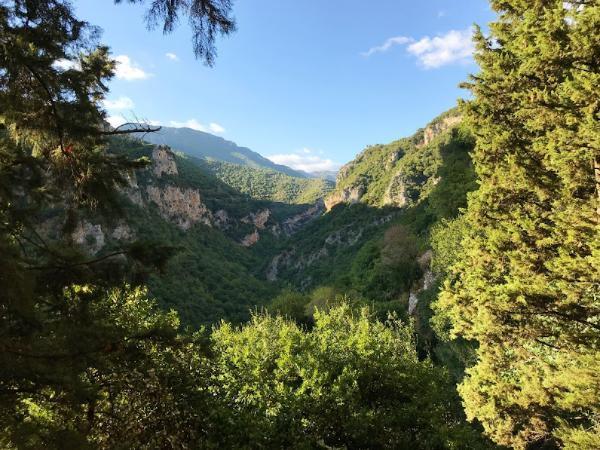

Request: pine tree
left=0, top=1, right=235, bottom=446
left=434, top=1, right=600, bottom=448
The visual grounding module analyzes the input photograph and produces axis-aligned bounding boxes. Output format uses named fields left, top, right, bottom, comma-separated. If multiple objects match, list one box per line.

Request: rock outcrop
left=280, top=200, right=325, bottom=235
left=72, top=221, right=105, bottom=255
left=324, top=184, right=366, bottom=211
left=152, top=146, right=178, bottom=177
left=408, top=250, right=436, bottom=316
left=240, top=230, right=260, bottom=247
left=146, top=185, right=213, bottom=230
left=417, top=115, right=462, bottom=148
left=242, top=209, right=270, bottom=230
left=383, top=175, right=408, bottom=207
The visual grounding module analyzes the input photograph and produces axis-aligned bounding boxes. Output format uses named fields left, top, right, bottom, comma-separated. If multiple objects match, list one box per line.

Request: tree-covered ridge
left=108, top=136, right=308, bottom=222
left=257, top=114, right=479, bottom=342
left=94, top=136, right=322, bottom=326
left=327, top=108, right=468, bottom=209
left=192, top=157, right=334, bottom=204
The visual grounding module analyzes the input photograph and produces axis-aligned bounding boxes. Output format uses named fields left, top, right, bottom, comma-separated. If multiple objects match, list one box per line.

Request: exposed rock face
left=417, top=115, right=462, bottom=148
left=240, top=229, right=260, bottom=247
left=213, top=209, right=230, bottom=228
left=408, top=292, right=419, bottom=316
left=72, top=221, right=105, bottom=255
left=152, top=146, right=178, bottom=177
left=324, top=227, right=363, bottom=246
left=267, top=214, right=394, bottom=283
left=336, top=162, right=354, bottom=184
left=324, top=184, right=366, bottom=211
left=281, top=200, right=325, bottom=235
left=386, top=150, right=402, bottom=169
left=242, top=209, right=270, bottom=230
left=383, top=175, right=408, bottom=207
left=111, top=223, right=134, bottom=241
left=146, top=185, right=212, bottom=230
left=266, top=250, right=295, bottom=281
left=121, top=171, right=143, bottom=206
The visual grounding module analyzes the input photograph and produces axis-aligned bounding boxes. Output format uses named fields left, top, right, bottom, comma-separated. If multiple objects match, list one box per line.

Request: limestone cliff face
left=383, top=176, right=407, bottom=208
left=152, top=146, right=178, bottom=177
left=146, top=185, right=213, bottom=230
left=280, top=200, right=325, bottom=235
left=242, top=209, right=270, bottom=230
left=121, top=171, right=143, bottom=206
left=70, top=220, right=134, bottom=255
left=335, top=162, right=354, bottom=184
left=417, top=115, right=462, bottom=148
left=324, top=185, right=366, bottom=211
left=408, top=250, right=436, bottom=316
left=240, top=229, right=260, bottom=247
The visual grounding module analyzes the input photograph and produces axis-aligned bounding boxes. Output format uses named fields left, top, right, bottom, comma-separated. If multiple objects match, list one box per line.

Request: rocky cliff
left=324, top=109, right=463, bottom=210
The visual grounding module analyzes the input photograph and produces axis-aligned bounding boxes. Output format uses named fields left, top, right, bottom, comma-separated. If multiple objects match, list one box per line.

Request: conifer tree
left=434, top=1, right=600, bottom=448
left=0, top=0, right=235, bottom=446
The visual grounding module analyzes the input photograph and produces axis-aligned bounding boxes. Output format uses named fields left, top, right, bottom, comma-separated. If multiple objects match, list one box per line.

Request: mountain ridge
left=137, top=126, right=309, bottom=178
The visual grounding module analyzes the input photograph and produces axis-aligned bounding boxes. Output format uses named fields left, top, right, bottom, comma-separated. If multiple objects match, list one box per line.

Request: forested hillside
left=103, top=137, right=322, bottom=325
left=193, top=157, right=334, bottom=204
left=1, top=0, right=598, bottom=449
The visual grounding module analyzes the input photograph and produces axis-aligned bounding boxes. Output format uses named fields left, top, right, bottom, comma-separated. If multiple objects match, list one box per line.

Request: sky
left=75, top=0, right=494, bottom=172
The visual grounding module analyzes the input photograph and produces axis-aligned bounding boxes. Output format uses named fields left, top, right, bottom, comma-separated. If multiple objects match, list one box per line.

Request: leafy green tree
left=269, top=288, right=311, bottom=324
left=434, top=1, right=600, bottom=448
left=210, top=304, right=494, bottom=449
left=0, top=286, right=214, bottom=449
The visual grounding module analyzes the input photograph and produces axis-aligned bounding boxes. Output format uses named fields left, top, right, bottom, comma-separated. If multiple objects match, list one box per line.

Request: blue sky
left=76, top=0, right=494, bottom=172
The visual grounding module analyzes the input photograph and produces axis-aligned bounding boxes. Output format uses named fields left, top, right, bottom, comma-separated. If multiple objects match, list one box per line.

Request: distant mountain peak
left=137, top=126, right=308, bottom=178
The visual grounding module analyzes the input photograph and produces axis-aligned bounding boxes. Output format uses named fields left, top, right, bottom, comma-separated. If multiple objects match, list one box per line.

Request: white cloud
left=407, top=28, right=474, bottom=69
left=169, top=119, right=225, bottom=134
left=53, top=58, right=81, bottom=71
left=102, top=96, right=135, bottom=110
left=362, top=28, right=475, bottom=69
left=170, top=119, right=206, bottom=131
left=114, top=55, right=151, bottom=81
left=165, top=52, right=179, bottom=61
left=209, top=122, right=225, bottom=133
left=362, top=36, right=414, bottom=57
left=267, top=149, right=340, bottom=173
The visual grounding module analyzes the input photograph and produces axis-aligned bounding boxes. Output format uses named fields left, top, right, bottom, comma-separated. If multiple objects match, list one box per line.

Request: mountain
left=63, top=136, right=326, bottom=326
left=193, top=158, right=334, bottom=204
left=70, top=109, right=475, bottom=331
left=138, top=126, right=307, bottom=178
left=303, top=170, right=338, bottom=182
left=324, top=108, right=467, bottom=211
left=257, top=108, right=477, bottom=321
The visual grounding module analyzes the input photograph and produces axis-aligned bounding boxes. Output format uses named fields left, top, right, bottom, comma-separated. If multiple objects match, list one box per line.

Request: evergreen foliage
left=433, top=1, right=600, bottom=448
left=207, top=304, right=495, bottom=449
